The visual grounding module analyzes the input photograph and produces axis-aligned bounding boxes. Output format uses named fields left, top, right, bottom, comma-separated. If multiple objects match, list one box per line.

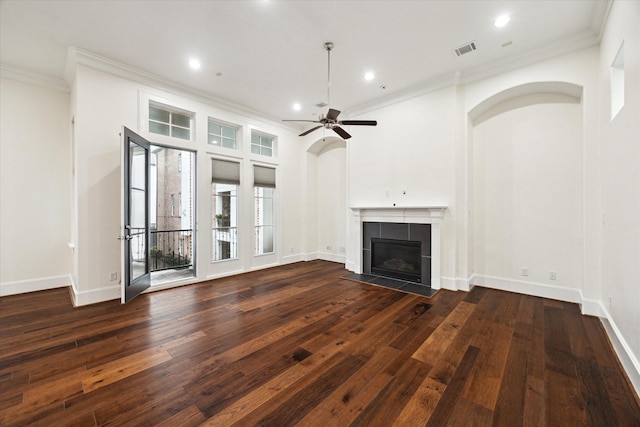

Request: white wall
left=0, top=78, right=71, bottom=293
left=598, top=0, right=640, bottom=387
left=473, top=102, right=584, bottom=290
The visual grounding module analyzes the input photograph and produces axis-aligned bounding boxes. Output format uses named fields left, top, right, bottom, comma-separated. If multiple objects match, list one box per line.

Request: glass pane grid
left=149, top=104, right=192, bottom=141
left=212, top=183, right=238, bottom=261
left=208, top=120, right=237, bottom=149
left=212, top=227, right=238, bottom=261
left=251, top=133, right=275, bottom=157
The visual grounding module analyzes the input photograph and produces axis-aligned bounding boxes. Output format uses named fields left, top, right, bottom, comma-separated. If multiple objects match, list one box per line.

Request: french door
left=121, top=127, right=151, bottom=302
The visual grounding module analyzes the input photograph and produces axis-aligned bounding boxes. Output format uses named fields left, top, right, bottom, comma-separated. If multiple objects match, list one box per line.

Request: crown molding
left=591, top=0, right=614, bottom=41
left=65, top=47, right=297, bottom=132
left=0, top=64, right=69, bottom=93
left=347, top=28, right=601, bottom=118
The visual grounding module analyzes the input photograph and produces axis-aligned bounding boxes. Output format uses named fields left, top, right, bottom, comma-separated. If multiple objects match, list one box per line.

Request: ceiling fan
left=283, top=42, right=377, bottom=140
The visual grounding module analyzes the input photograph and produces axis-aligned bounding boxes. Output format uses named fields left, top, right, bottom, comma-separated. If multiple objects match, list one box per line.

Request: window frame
left=208, top=118, right=240, bottom=150
left=251, top=131, right=276, bottom=158
left=211, top=157, right=241, bottom=263
left=148, top=101, right=195, bottom=142
left=253, top=164, right=276, bottom=256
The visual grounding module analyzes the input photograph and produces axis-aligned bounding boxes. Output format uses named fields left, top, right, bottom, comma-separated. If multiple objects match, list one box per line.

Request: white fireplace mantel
left=350, top=206, right=447, bottom=224
left=348, top=206, right=447, bottom=289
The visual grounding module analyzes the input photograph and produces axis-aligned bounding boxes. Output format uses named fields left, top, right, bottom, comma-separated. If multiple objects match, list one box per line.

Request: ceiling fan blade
left=339, top=120, right=377, bottom=126
left=326, top=108, right=341, bottom=121
left=283, top=119, right=321, bottom=123
left=332, top=126, right=351, bottom=139
left=299, top=125, right=323, bottom=136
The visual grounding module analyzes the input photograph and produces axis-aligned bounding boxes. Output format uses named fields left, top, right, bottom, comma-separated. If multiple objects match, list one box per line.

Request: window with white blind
left=253, top=165, right=276, bottom=255
left=212, top=158, right=240, bottom=261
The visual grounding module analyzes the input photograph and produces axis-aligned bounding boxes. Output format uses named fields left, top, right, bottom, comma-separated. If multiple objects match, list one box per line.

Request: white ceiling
left=0, top=0, right=608, bottom=123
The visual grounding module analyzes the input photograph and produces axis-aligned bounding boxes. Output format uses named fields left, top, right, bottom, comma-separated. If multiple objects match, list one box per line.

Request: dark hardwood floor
left=1, top=260, right=639, bottom=426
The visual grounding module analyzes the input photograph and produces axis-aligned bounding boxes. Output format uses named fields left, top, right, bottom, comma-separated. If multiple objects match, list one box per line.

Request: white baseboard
left=316, top=251, right=346, bottom=264
left=471, top=274, right=582, bottom=303
left=0, top=275, right=70, bottom=297
left=281, top=253, right=305, bottom=264
left=304, top=251, right=319, bottom=261
left=345, top=259, right=358, bottom=273
left=596, top=302, right=640, bottom=397
left=70, top=280, right=120, bottom=306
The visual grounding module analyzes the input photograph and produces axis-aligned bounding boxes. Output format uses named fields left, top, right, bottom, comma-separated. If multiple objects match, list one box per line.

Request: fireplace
left=349, top=206, right=446, bottom=289
left=371, top=238, right=421, bottom=282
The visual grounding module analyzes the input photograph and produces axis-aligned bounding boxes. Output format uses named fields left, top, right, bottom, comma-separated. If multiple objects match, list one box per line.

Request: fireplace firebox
left=371, top=238, right=421, bottom=283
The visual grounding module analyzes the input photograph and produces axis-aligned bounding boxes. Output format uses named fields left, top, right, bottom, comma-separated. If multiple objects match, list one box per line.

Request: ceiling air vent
left=453, top=41, right=477, bottom=57
left=315, top=101, right=328, bottom=108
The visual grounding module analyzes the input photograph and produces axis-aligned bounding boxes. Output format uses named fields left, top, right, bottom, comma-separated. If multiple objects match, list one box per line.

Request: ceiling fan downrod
left=324, top=42, right=333, bottom=109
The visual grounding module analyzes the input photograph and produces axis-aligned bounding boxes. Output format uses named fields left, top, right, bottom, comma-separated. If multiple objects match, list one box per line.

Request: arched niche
left=306, top=135, right=346, bottom=154
left=469, top=81, right=583, bottom=126
left=305, top=135, right=347, bottom=262
left=467, top=80, right=585, bottom=292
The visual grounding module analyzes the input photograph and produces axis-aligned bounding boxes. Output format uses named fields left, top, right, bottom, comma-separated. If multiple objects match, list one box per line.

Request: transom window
left=208, top=120, right=238, bottom=149
left=251, top=132, right=274, bottom=157
left=149, top=103, right=193, bottom=141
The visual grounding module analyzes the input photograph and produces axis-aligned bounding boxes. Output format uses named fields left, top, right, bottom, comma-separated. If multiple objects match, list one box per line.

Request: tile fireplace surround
left=349, top=206, right=446, bottom=289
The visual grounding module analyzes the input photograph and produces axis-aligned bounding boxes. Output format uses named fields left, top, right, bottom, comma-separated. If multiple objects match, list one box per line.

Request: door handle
left=117, top=235, right=133, bottom=241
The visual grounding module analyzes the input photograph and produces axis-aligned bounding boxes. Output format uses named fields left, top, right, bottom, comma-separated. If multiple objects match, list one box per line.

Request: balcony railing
left=150, top=229, right=193, bottom=272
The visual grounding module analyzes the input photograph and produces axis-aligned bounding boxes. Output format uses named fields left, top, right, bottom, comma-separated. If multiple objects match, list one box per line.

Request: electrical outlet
left=521, top=267, right=528, bottom=277
left=109, top=272, right=118, bottom=281
left=549, top=271, right=557, bottom=280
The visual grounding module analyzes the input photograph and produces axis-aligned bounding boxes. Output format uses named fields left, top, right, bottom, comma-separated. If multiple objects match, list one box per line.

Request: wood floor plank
left=0, top=260, right=638, bottom=426
left=412, top=301, right=476, bottom=365
left=392, top=376, right=446, bottom=426
left=349, top=357, right=433, bottom=426
left=426, top=345, right=481, bottom=427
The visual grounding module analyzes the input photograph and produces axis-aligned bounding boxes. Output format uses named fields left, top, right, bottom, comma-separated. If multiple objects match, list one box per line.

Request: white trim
left=1, top=65, right=69, bottom=92
left=70, top=283, right=120, bottom=306
left=471, top=274, right=583, bottom=303
left=580, top=298, right=606, bottom=318
left=281, top=254, right=305, bottom=264
left=440, top=275, right=474, bottom=292
left=439, top=276, right=458, bottom=291
left=66, top=47, right=292, bottom=130
left=348, top=28, right=603, bottom=118
left=597, top=304, right=640, bottom=397
left=0, top=275, right=70, bottom=297
left=304, top=251, right=319, bottom=262
left=316, top=252, right=346, bottom=264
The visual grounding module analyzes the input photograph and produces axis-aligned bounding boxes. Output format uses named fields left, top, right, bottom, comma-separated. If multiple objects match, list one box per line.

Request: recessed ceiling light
left=494, top=14, right=510, bottom=28
left=292, top=103, right=301, bottom=111
left=364, top=71, right=375, bottom=81
left=188, top=58, right=201, bottom=70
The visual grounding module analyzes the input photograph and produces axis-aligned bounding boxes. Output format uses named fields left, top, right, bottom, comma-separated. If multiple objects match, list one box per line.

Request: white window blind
left=253, top=165, right=276, bottom=188
left=212, top=159, right=240, bottom=185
